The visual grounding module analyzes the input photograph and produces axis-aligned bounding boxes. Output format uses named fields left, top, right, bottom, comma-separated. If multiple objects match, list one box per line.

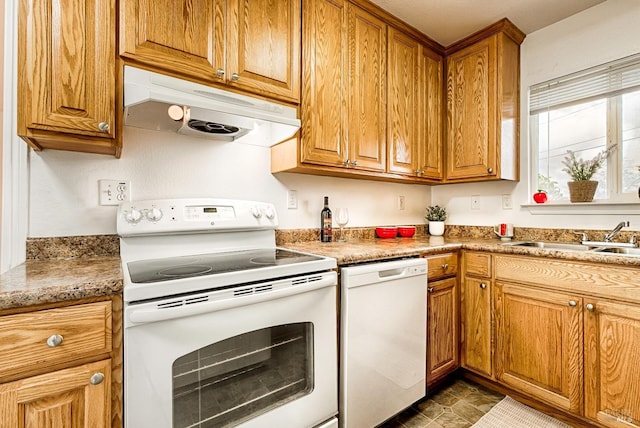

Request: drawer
left=427, top=253, right=458, bottom=281
left=0, top=301, right=112, bottom=380
left=464, top=252, right=492, bottom=277
left=494, top=255, right=640, bottom=304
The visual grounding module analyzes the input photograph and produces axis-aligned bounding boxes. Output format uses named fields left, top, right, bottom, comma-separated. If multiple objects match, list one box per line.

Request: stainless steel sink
left=501, top=241, right=593, bottom=251
left=591, top=246, right=640, bottom=256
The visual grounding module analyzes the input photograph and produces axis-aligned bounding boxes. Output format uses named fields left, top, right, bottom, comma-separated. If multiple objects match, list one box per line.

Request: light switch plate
left=99, top=179, right=131, bottom=205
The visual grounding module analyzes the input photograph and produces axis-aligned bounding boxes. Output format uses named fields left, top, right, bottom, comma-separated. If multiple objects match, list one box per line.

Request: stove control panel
left=117, top=198, right=278, bottom=236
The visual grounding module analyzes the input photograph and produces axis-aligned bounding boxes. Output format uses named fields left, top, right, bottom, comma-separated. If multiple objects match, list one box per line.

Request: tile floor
left=378, top=378, right=505, bottom=428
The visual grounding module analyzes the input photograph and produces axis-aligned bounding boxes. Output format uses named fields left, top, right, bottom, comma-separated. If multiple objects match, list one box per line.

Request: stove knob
left=251, top=206, right=263, bottom=218
left=146, top=207, right=163, bottom=222
left=124, top=208, right=143, bottom=224
left=263, top=206, right=275, bottom=220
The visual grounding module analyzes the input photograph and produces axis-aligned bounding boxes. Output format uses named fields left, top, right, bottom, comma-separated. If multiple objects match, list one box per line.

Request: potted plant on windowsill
left=561, top=146, right=615, bottom=202
left=425, top=205, right=447, bottom=236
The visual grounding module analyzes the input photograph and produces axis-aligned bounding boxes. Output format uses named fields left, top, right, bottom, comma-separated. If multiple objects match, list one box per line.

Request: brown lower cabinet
left=0, top=296, right=122, bottom=428
left=462, top=250, right=640, bottom=428
left=424, top=253, right=459, bottom=389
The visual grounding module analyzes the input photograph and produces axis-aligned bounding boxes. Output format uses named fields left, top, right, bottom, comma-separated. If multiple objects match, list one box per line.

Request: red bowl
left=397, top=226, right=416, bottom=237
left=375, top=227, right=398, bottom=239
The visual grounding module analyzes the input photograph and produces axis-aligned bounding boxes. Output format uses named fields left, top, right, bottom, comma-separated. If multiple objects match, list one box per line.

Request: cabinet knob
left=216, top=68, right=225, bottom=78
left=351, top=159, right=358, bottom=166
left=231, top=73, right=240, bottom=81
left=441, top=263, right=448, bottom=270
left=487, top=167, right=494, bottom=174
left=479, top=283, right=487, bottom=289
left=586, top=303, right=595, bottom=311
left=46, top=334, right=64, bottom=347
left=98, top=122, right=110, bottom=132
left=568, top=300, right=577, bottom=307
left=343, top=159, right=351, bottom=166
left=90, top=372, right=105, bottom=385
left=427, top=287, right=434, bottom=293
left=415, top=169, right=424, bottom=176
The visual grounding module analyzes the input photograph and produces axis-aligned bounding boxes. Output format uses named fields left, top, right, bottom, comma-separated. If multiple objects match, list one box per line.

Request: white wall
left=432, top=0, right=640, bottom=230
left=29, top=126, right=430, bottom=237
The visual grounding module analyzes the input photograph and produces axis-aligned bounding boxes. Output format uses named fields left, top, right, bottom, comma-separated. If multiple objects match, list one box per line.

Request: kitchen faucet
left=604, top=221, right=630, bottom=242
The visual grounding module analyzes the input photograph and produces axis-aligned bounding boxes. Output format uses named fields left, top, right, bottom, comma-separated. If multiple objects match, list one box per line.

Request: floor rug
left=472, top=396, right=573, bottom=427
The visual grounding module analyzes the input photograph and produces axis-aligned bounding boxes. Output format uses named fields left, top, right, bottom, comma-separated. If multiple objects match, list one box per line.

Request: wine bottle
left=320, top=196, right=332, bottom=242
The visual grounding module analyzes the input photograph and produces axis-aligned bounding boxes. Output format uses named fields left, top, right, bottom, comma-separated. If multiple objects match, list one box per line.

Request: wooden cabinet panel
left=18, top=0, right=118, bottom=155
left=228, top=0, right=301, bottom=100
left=417, top=48, right=444, bottom=180
left=0, top=360, right=111, bottom=428
left=0, top=302, right=112, bottom=381
left=427, top=277, right=459, bottom=387
left=585, top=299, right=640, bottom=427
left=445, top=36, right=496, bottom=180
left=387, top=28, right=420, bottom=175
left=494, top=283, right=583, bottom=414
left=464, top=252, right=492, bottom=277
left=347, top=4, right=386, bottom=171
left=461, top=276, right=492, bottom=377
left=300, top=0, right=348, bottom=166
left=120, top=0, right=225, bottom=81
left=426, top=253, right=458, bottom=282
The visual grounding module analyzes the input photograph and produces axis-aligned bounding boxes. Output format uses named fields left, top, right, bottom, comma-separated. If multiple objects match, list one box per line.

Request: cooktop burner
left=127, top=248, right=323, bottom=284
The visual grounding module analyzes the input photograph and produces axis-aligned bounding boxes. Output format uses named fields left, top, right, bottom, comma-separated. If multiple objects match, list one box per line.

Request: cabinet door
left=18, top=0, right=115, bottom=139
left=0, top=360, right=111, bottom=428
left=445, top=36, right=497, bottom=180
left=494, top=283, right=583, bottom=414
left=227, top=0, right=300, bottom=102
left=347, top=4, right=386, bottom=172
left=387, top=28, right=419, bottom=175
left=417, top=47, right=443, bottom=180
left=460, top=276, right=492, bottom=377
left=120, top=0, right=226, bottom=84
left=300, top=0, right=348, bottom=166
left=427, top=277, right=459, bottom=388
left=584, top=299, right=640, bottom=427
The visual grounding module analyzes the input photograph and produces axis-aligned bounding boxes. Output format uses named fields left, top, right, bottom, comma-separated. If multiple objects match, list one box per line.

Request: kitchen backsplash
left=26, top=225, right=639, bottom=260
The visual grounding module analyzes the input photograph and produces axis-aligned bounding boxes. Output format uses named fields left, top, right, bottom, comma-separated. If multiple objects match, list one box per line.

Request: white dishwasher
left=339, top=258, right=427, bottom=428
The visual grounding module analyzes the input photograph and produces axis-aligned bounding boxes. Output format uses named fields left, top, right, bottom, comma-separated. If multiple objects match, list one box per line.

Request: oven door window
left=172, top=323, right=314, bottom=427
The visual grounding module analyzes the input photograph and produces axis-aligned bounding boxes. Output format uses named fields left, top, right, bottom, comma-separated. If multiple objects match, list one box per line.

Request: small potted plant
left=425, top=205, right=447, bottom=236
left=561, top=146, right=615, bottom=202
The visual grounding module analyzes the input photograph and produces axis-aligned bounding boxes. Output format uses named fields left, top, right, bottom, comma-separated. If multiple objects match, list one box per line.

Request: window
left=530, top=53, right=640, bottom=202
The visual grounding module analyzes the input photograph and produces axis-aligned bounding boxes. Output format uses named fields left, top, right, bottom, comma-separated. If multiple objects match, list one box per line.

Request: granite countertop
left=3, top=234, right=640, bottom=312
left=283, top=236, right=640, bottom=268
left=0, top=257, right=123, bottom=311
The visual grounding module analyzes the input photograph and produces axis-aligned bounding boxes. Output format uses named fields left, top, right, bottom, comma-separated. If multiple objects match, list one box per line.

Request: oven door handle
left=126, top=272, right=337, bottom=326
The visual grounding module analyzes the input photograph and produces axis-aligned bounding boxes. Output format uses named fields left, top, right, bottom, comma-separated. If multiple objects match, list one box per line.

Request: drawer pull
left=442, top=263, right=448, bottom=270
left=586, top=303, right=595, bottom=312
left=46, top=334, right=64, bottom=347
left=479, top=283, right=487, bottom=289
left=90, top=372, right=105, bottom=385
left=568, top=300, right=577, bottom=307
left=427, top=287, right=434, bottom=293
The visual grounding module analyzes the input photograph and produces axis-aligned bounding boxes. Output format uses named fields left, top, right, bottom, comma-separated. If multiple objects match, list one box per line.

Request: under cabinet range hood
left=123, top=66, right=300, bottom=146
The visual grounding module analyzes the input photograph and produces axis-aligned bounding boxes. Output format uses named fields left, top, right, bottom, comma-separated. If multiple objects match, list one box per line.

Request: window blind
left=529, top=52, right=640, bottom=115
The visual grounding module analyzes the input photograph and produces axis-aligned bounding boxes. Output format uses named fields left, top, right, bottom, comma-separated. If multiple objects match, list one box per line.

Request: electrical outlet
left=398, top=195, right=406, bottom=210
left=287, top=190, right=298, bottom=209
left=502, top=194, right=513, bottom=210
left=99, top=179, right=131, bottom=206
left=471, top=195, right=480, bottom=210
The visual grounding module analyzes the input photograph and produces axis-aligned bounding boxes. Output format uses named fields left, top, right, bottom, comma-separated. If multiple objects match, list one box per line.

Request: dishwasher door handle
left=378, top=268, right=406, bottom=279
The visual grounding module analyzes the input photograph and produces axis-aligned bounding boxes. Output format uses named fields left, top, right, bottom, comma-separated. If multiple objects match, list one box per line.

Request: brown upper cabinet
left=119, top=0, right=301, bottom=104
left=18, top=0, right=120, bottom=156
left=272, top=0, right=445, bottom=184
left=445, top=19, right=525, bottom=182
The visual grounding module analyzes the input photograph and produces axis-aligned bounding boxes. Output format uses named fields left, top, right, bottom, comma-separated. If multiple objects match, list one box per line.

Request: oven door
left=124, top=272, right=337, bottom=428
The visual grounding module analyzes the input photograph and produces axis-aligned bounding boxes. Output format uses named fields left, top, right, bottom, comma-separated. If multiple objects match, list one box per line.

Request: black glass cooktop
left=127, top=249, right=323, bottom=284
